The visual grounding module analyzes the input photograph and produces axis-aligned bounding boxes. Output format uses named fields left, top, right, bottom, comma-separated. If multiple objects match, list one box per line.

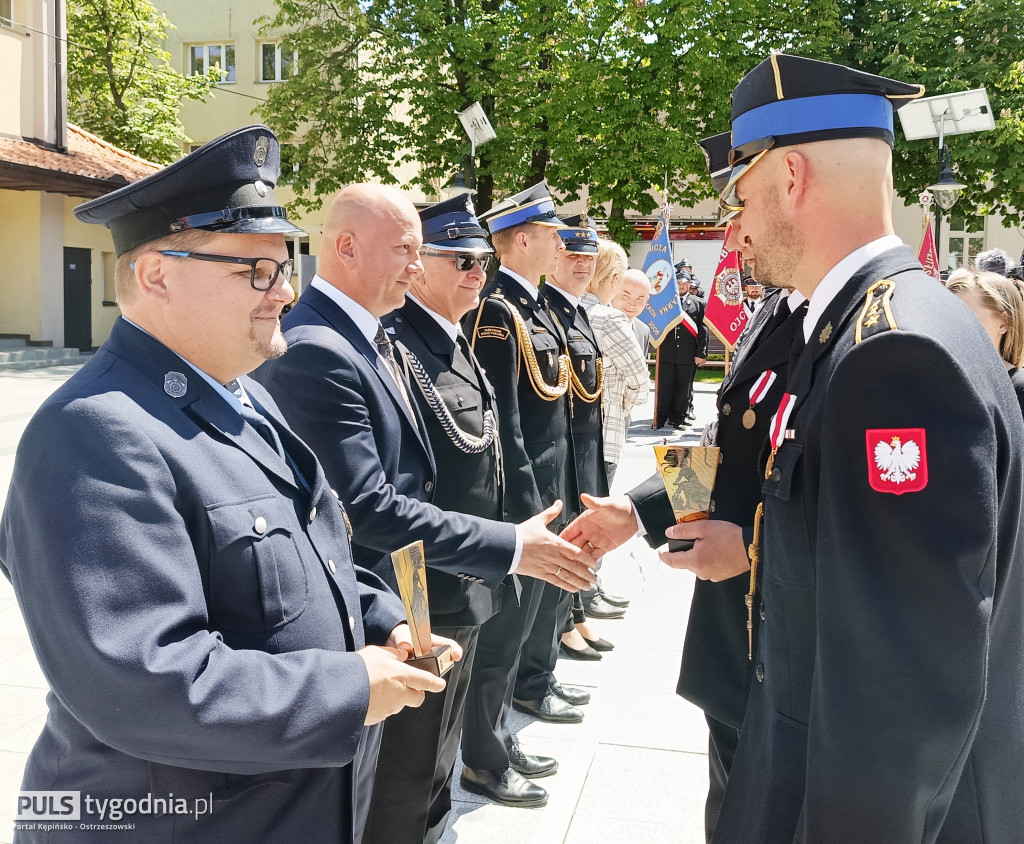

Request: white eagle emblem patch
left=866, top=428, right=928, bottom=494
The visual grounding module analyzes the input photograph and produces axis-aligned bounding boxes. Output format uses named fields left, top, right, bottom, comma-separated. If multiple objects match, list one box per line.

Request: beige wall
left=0, top=189, right=43, bottom=337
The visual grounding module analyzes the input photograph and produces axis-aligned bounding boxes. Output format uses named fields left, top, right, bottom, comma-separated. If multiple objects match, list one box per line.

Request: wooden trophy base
left=407, top=644, right=454, bottom=677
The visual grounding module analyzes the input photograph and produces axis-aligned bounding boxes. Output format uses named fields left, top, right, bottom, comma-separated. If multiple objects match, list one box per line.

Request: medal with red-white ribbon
left=743, top=369, right=777, bottom=429
left=768, top=392, right=797, bottom=450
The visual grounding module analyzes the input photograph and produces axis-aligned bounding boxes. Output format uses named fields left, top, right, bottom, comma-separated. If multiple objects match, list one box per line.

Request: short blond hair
left=947, top=269, right=1024, bottom=367
left=589, top=238, right=628, bottom=300
left=115, top=230, right=218, bottom=306
left=489, top=226, right=523, bottom=262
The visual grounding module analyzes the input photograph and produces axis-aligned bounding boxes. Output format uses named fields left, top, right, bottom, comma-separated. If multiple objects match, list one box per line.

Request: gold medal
left=742, top=408, right=757, bottom=429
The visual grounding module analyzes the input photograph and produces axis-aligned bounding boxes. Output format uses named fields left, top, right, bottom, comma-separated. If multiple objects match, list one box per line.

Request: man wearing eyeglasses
left=703, top=55, right=1024, bottom=843
left=0, top=126, right=459, bottom=843
left=253, top=184, right=595, bottom=835
left=360, top=193, right=509, bottom=843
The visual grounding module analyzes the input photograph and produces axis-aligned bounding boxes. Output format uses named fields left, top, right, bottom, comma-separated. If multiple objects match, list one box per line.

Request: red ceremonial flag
left=704, top=225, right=748, bottom=350
left=918, top=218, right=941, bottom=281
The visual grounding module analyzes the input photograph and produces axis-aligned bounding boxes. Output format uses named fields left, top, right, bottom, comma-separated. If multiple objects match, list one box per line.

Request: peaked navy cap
left=480, top=180, right=565, bottom=234
left=557, top=213, right=599, bottom=253
left=74, top=125, right=305, bottom=256
left=419, top=194, right=492, bottom=252
left=729, top=54, right=924, bottom=165
left=698, top=132, right=733, bottom=192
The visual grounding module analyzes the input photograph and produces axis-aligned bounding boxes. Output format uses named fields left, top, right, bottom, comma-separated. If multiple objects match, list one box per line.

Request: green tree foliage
left=67, top=0, right=215, bottom=163
left=259, top=0, right=1024, bottom=233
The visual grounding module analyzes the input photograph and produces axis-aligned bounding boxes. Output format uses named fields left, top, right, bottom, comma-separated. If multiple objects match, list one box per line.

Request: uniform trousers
left=705, top=713, right=740, bottom=843
left=515, top=582, right=573, bottom=700
left=364, top=624, right=480, bottom=844
left=462, top=578, right=545, bottom=770
left=655, top=361, right=696, bottom=426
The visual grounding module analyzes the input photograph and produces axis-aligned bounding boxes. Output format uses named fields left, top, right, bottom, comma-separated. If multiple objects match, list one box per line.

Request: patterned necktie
left=374, top=322, right=415, bottom=417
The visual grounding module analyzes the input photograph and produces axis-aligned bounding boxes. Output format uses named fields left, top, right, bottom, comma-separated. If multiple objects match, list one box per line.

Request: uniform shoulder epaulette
left=855, top=278, right=899, bottom=343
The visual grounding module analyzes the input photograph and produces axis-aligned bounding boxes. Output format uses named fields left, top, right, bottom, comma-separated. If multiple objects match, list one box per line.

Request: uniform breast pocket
left=762, top=442, right=803, bottom=502
left=206, top=496, right=309, bottom=633
left=437, top=383, right=482, bottom=432
left=530, top=331, right=561, bottom=381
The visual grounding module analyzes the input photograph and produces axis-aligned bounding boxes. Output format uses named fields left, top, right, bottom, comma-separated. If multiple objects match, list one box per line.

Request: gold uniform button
left=328, top=559, right=337, bottom=574
left=309, top=506, right=317, bottom=523
left=424, top=481, right=434, bottom=493
left=253, top=516, right=267, bottom=535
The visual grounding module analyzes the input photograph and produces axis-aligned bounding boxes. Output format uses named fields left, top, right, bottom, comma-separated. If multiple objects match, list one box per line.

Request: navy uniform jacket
left=629, top=289, right=798, bottom=729
left=713, top=246, right=1024, bottom=843
left=465, top=270, right=576, bottom=530
left=541, top=284, right=608, bottom=509
left=0, top=318, right=405, bottom=844
left=657, top=295, right=709, bottom=363
left=253, top=285, right=514, bottom=594
left=383, top=296, right=510, bottom=626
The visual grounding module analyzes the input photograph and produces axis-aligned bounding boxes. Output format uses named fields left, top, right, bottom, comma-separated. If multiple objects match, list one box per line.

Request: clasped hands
left=560, top=493, right=750, bottom=583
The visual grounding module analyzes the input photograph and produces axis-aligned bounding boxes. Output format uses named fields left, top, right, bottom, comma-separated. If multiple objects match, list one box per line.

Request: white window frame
left=1, top=0, right=14, bottom=27
left=188, top=42, right=236, bottom=83
left=259, top=41, right=298, bottom=83
left=946, top=213, right=986, bottom=271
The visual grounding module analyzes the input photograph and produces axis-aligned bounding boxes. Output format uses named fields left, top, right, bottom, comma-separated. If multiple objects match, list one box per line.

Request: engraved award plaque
left=390, top=540, right=453, bottom=676
left=653, top=445, right=721, bottom=552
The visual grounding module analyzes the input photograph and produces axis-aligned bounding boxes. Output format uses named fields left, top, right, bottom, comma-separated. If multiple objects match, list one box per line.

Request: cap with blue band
left=480, top=181, right=566, bottom=234
left=558, top=213, right=599, bottom=254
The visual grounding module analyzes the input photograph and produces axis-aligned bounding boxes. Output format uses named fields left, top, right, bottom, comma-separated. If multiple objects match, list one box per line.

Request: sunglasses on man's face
left=421, top=248, right=494, bottom=273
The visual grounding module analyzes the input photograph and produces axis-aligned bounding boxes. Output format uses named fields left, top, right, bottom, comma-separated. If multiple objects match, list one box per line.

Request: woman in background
left=947, top=268, right=1024, bottom=414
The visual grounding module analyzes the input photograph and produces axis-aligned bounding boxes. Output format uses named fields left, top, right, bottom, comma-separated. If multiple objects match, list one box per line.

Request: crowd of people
left=2, top=50, right=1024, bottom=844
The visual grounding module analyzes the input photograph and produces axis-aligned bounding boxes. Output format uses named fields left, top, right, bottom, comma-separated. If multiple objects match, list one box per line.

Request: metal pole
left=935, top=146, right=943, bottom=270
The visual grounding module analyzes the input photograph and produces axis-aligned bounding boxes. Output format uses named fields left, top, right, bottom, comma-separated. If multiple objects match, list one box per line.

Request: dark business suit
left=655, top=294, right=708, bottom=426
left=362, top=296, right=513, bottom=843
left=713, top=246, right=1024, bottom=843
left=515, top=283, right=607, bottom=701
left=460, top=269, right=575, bottom=771
left=629, top=288, right=801, bottom=840
left=0, top=318, right=405, bottom=844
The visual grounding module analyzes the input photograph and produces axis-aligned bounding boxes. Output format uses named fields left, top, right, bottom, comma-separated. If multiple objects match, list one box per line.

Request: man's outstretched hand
left=559, top=493, right=640, bottom=557
left=515, top=500, right=597, bottom=591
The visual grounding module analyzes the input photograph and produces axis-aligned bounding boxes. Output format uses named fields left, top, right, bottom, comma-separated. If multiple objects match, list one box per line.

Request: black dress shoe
left=549, top=681, right=591, bottom=706
left=598, top=588, right=630, bottom=608
left=509, top=743, right=558, bottom=778
left=460, top=766, right=548, bottom=807
left=673, top=421, right=689, bottom=430
left=559, top=641, right=602, bottom=661
left=512, top=693, right=584, bottom=723
left=584, top=595, right=626, bottom=620
left=582, top=636, right=615, bottom=652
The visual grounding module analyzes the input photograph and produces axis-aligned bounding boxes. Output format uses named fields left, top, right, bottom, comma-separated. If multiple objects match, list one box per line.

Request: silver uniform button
left=329, top=559, right=337, bottom=573
left=309, top=506, right=317, bottom=523
left=253, top=516, right=267, bottom=535
left=424, top=481, right=434, bottom=493
left=349, top=616, right=356, bottom=631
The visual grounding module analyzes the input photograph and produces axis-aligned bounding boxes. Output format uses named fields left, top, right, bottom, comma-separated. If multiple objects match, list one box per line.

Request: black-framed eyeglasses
left=158, top=251, right=294, bottom=291
left=420, top=247, right=494, bottom=273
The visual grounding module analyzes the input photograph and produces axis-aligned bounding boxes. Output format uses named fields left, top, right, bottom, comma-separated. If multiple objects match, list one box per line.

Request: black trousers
left=461, top=577, right=544, bottom=771
left=705, top=713, right=740, bottom=843
left=655, top=360, right=696, bottom=426
left=363, top=624, right=480, bottom=844
left=514, top=581, right=572, bottom=700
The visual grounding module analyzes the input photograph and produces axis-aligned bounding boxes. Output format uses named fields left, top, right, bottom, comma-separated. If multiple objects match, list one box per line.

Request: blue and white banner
left=642, top=206, right=684, bottom=348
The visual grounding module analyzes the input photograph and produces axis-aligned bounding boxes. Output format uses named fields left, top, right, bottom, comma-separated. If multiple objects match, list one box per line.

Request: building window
left=947, top=213, right=985, bottom=271
left=260, top=42, right=297, bottom=82
left=188, top=43, right=235, bottom=83
left=1, top=0, right=13, bottom=26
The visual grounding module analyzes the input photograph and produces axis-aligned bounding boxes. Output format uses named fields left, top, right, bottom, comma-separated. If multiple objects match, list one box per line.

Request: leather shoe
left=549, top=681, right=590, bottom=706
left=559, top=641, right=602, bottom=661
left=598, top=588, right=630, bottom=608
left=509, top=743, right=558, bottom=778
left=512, top=693, right=584, bottom=723
left=460, top=765, right=548, bottom=807
left=582, top=636, right=615, bottom=652
left=584, top=595, right=626, bottom=620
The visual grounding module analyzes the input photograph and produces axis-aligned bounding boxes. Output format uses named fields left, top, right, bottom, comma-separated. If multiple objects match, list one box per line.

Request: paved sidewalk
left=0, top=365, right=721, bottom=843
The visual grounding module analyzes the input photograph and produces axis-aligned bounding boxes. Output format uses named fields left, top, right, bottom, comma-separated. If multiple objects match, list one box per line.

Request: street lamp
left=927, top=145, right=968, bottom=253
left=442, top=154, right=476, bottom=197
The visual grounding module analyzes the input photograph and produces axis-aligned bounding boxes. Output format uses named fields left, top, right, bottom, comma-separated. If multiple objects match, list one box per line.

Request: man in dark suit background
left=655, top=271, right=708, bottom=429
left=0, top=126, right=453, bottom=844
left=254, top=184, right=594, bottom=834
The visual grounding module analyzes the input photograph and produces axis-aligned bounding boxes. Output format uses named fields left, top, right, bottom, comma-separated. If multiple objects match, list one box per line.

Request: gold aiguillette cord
left=745, top=446, right=777, bottom=661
